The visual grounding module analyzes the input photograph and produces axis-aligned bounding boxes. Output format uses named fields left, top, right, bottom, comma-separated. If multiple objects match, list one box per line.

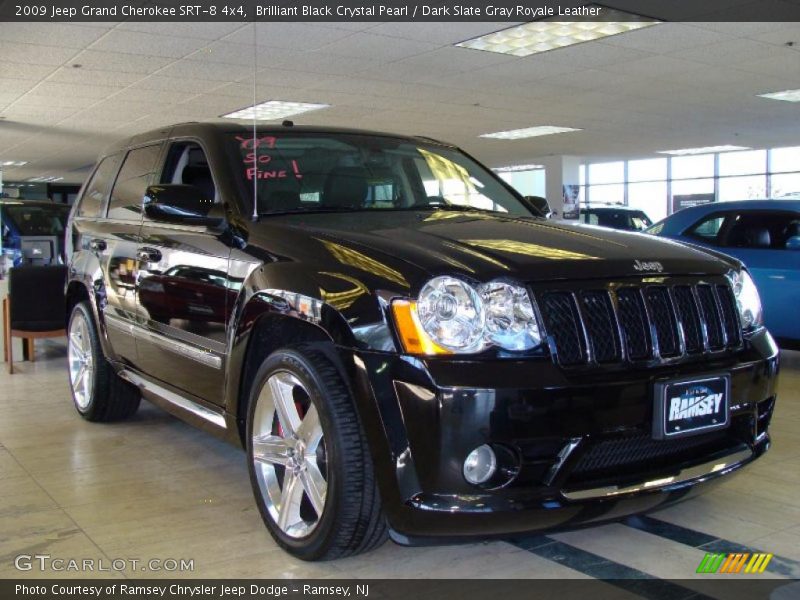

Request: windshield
left=583, top=209, right=652, bottom=231
left=2, top=203, right=70, bottom=236
left=229, top=133, right=530, bottom=217
left=629, top=212, right=652, bottom=231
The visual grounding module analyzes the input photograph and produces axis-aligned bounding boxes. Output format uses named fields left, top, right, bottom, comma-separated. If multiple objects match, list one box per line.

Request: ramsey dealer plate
left=653, top=375, right=730, bottom=439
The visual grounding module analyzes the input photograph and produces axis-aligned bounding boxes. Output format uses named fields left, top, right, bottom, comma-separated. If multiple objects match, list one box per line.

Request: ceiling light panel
left=1, top=160, right=29, bottom=167
left=221, top=100, right=329, bottom=121
left=658, top=145, right=750, bottom=156
left=758, top=89, right=800, bottom=103
left=456, top=8, right=658, bottom=57
left=481, top=126, right=581, bottom=140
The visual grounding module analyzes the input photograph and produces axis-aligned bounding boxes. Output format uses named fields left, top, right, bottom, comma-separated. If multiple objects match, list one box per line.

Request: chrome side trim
left=119, top=369, right=227, bottom=429
left=104, top=315, right=222, bottom=368
left=136, top=326, right=222, bottom=369
left=562, top=447, right=753, bottom=501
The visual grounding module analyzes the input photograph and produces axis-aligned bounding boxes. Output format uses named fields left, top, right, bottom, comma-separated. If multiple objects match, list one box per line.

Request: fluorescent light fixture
left=221, top=100, right=329, bottom=121
left=481, top=126, right=581, bottom=140
left=657, top=145, right=750, bottom=156
left=493, top=164, right=545, bottom=172
left=1, top=160, right=28, bottom=167
left=27, top=176, right=63, bottom=182
left=757, top=89, right=800, bottom=103
left=456, top=7, right=658, bottom=57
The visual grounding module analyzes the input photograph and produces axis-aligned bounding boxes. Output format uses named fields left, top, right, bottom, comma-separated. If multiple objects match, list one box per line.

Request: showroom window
left=629, top=181, right=668, bottom=223
left=580, top=144, right=800, bottom=221
left=671, top=154, right=714, bottom=180
left=496, top=168, right=546, bottom=198
left=588, top=161, right=624, bottom=185
left=770, top=146, right=800, bottom=198
left=588, top=183, right=624, bottom=204
left=628, top=158, right=667, bottom=182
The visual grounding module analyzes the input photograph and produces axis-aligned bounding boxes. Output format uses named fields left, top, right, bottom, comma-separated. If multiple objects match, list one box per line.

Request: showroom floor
left=1, top=341, right=799, bottom=587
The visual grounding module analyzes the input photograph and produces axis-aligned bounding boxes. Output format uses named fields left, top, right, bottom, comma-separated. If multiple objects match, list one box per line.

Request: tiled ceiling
left=1, top=21, right=800, bottom=183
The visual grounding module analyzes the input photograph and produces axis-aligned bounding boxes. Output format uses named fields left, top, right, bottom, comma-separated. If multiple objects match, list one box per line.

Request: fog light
left=463, top=444, right=497, bottom=485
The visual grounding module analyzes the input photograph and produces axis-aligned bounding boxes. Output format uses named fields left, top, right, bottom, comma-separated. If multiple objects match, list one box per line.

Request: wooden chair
left=3, top=265, right=68, bottom=374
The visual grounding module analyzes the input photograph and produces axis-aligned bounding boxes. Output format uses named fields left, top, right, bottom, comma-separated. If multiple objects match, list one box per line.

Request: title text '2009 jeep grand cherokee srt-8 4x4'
left=65, top=122, right=779, bottom=560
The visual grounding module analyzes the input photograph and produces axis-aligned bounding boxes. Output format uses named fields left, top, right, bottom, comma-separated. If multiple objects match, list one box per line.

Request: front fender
left=222, top=261, right=400, bottom=419
left=67, top=249, right=117, bottom=362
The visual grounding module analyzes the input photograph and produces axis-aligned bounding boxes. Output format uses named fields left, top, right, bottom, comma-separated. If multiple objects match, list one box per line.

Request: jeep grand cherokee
left=65, top=122, right=779, bottom=560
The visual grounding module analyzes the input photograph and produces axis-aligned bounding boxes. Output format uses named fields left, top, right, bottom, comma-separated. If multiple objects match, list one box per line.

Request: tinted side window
left=108, top=145, right=162, bottom=220
left=147, top=141, right=219, bottom=221
left=160, top=142, right=217, bottom=197
left=77, top=155, right=120, bottom=217
left=721, top=211, right=800, bottom=250
left=597, top=212, right=625, bottom=228
left=688, top=213, right=728, bottom=245
left=582, top=212, right=599, bottom=225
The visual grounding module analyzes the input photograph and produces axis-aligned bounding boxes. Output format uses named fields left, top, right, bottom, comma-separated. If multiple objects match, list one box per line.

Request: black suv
left=66, top=122, right=779, bottom=560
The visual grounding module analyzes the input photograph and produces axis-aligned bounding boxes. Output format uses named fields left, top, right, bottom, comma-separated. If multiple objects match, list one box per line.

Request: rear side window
left=77, top=155, right=120, bottom=217
left=108, top=144, right=162, bottom=220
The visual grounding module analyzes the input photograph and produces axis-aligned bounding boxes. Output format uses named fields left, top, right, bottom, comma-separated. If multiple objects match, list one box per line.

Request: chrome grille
left=537, top=279, right=741, bottom=366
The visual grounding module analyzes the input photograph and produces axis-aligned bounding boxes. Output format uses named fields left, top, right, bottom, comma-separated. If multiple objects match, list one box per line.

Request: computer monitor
left=20, top=236, right=58, bottom=265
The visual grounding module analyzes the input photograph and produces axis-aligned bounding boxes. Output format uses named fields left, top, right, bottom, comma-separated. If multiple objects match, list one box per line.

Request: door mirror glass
left=786, top=235, right=800, bottom=250
left=520, top=195, right=551, bottom=218
left=143, top=184, right=219, bottom=225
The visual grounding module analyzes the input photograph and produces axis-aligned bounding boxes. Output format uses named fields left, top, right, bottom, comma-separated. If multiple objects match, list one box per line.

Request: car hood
left=269, top=210, right=735, bottom=284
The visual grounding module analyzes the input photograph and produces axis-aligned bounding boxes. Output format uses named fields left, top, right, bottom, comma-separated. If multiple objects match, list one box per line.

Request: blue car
left=648, top=199, right=800, bottom=348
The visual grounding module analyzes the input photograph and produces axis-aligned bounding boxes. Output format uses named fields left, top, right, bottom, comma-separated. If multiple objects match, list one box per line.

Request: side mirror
left=143, top=184, right=220, bottom=226
left=520, top=195, right=552, bottom=218
left=786, top=235, right=800, bottom=250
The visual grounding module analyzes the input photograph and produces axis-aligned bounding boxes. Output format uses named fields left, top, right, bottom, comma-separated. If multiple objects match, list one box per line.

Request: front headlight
left=481, top=281, right=541, bottom=350
left=417, top=276, right=486, bottom=352
left=391, top=276, right=542, bottom=355
left=728, top=269, right=763, bottom=330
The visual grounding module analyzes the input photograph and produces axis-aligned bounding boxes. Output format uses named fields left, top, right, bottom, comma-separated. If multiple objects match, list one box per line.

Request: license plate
left=653, top=375, right=730, bottom=439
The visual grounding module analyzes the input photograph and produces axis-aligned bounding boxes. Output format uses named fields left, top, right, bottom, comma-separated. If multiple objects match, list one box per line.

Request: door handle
left=137, top=247, right=162, bottom=263
left=89, top=238, right=106, bottom=252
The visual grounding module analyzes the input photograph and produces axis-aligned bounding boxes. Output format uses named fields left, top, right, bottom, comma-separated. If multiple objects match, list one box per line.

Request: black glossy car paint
left=66, top=122, right=779, bottom=543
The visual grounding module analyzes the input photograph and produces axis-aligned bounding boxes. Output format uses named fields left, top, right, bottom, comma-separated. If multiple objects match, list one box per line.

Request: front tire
left=246, top=346, right=387, bottom=560
left=67, top=301, right=140, bottom=422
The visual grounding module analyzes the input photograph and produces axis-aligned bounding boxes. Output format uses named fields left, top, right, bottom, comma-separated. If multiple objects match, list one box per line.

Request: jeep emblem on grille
left=633, top=260, right=664, bottom=272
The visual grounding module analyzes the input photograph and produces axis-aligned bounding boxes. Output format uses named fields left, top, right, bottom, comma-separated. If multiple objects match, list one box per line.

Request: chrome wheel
left=68, top=310, right=94, bottom=410
left=252, top=370, right=328, bottom=538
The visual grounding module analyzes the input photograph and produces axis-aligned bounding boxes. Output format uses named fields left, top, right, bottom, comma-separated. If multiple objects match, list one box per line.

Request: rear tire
left=67, top=301, right=140, bottom=422
left=246, top=345, right=387, bottom=560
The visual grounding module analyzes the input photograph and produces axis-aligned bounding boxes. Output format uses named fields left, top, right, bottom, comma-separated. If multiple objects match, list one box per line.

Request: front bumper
left=346, top=329, right=779, bottom=542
